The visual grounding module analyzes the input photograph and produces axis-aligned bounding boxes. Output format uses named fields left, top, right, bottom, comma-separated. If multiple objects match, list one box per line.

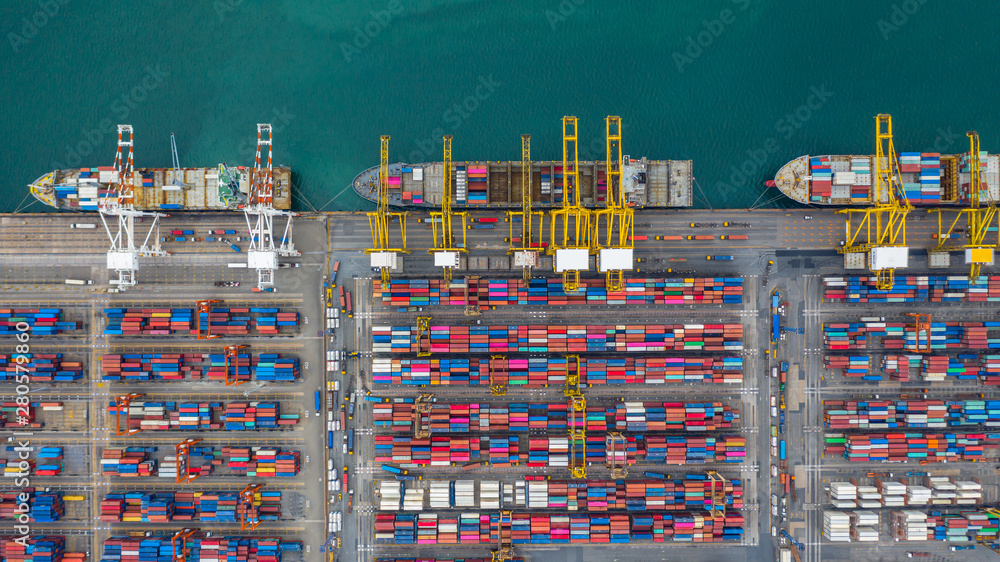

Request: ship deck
left=354, top=159, right=692, bottom=209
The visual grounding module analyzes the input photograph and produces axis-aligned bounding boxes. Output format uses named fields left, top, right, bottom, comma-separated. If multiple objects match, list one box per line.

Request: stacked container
left=827, top=432, right=999, bottom=462
left=0, top=353, right=83, bottom=383
left=99, top=536, right=301, bottom=561
left=100, top=352, right=299, bottom=382
left=0, top=309, right=76, bottom=335
left=823, top=275, right=1000, bottom=303
left=374, top=324, right=744, bottom=354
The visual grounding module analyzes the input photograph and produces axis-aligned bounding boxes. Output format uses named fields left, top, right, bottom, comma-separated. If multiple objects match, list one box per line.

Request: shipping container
left=823, top=275, right=1000, bottom=303
left=373, top=277, right=745, bottom=309
left=99, top=352, right=300, bottom=383
left=0, top=308, right=77, bottom=335
left=99, top=535, right=301, bottom=561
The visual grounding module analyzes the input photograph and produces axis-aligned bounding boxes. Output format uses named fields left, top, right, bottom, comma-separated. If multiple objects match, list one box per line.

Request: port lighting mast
left=548, top=117, right=591, bottom=292
left=929, top=131, right=998, bottom=280
left=244, top=124, right=299, bottom=290
left=838, top=114, right=912, bottom=290
left=592, top=116, right=634, bottom=291
left=98, top=125, right=168, bottom=289
left=507, top=134, right=545, bottom=281
left=366, top=135, right=409, bottom=284
left=429, top=135, right=468, bottom=282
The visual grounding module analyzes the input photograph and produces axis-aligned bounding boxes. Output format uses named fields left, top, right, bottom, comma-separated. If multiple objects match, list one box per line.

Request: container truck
left=779, top=440, right=786, bottom=460
left=70, top=223, right=97, bottom=229
left=706, top=255, right=734, bottom=260
left=315, top=391, right=322, bottom=413
left=331, top=260, right=340, bottom=285
left=687, top=235, right=714, bottom=240
left=720, top=234, right=748, bottom=240
left=380, top=464, right=407, bottom=475
left=348, top=429, right=354, bottom=455
left=64, top=279, right=93, bottom=285
left=468, top=223, right=495, bottom=229
left=327, top=431, right=334, bottom=449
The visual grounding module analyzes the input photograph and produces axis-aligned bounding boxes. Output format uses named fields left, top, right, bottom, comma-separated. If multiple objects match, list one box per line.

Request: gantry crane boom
left=244, top=124, right=299, bottom=290
left=838, top=114, right=912, bottom=290
left=508, top=134, right=544, bottom=281
left=429, top=135, right=467, bottom=282
left=593, top=116, right=634, bottom=291
left=548, top=117, right=591, bottom=292
left=366, top=135, right=409, bottom=284
left=929, top=131, right=998, bottom=279
left=98, top=125, right=168, bottom=289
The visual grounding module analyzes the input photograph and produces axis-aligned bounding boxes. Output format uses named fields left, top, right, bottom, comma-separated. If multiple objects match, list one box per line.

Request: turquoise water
left=2, top=0, right=997, bottom=212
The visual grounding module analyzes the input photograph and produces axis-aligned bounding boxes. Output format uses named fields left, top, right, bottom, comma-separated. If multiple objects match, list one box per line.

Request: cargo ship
left=29, top=165, right=292, bottom=211
left=771, top=151, right=1000, bottom=206
left=352, top=158, right=692, bottom=209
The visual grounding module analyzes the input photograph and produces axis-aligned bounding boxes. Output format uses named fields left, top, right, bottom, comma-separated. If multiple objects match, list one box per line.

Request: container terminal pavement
left=2, top=209, right=1000, bottom=562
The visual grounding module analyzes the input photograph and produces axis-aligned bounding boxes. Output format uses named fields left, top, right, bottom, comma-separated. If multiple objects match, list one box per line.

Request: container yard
left=7, top=204, right=1000, bottom=562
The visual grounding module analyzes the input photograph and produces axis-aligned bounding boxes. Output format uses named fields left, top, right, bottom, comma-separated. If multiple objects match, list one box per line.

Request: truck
left=331, top=261, right=340, bottom=285
left=70, top=223, right=97, bottom=229
left=339, top=286, right=346, bottom=311
left=64, top=279, right=94, bottom=285
left=719, top=234, right=748, bottom=240
left=687, top=235, right=714, bottom=240
left=315, top=391, right=322, bottom=413
left=468, top=224, right=494, bottom=229
left=706, top=255, right=734, bottom=260
left=772, top=314, right=780, bottom=342
left=229, top=243, right=241, bottom=252
left=347, top=429, right=354, bottom=455
left=345, top=292, right=353, bottom=317
left=474, top=217, right=498, bottom=223
left=381, top=464, right=408, bottom=475
left=779, top=440, right=786, bottom=461
left=642, top=472, right=670, bottom=480
left=327, top=431, right=334, bottom=449
left=655, top=235, right=683, bottom=241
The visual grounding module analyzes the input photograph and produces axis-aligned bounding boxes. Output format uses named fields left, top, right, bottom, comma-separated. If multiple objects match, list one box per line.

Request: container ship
left=28, top=165, right=292, bottom=211
left=771, top=151, right=1000, bottom=206
left=353, top=157, right=692, bottom=209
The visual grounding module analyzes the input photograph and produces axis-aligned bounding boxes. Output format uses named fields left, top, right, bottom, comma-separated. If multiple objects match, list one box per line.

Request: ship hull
left=29, top=166, right=292, bottom=212
left=773, top=153, right=999, bottom=206
left=352, top=158, right=693, bottom=209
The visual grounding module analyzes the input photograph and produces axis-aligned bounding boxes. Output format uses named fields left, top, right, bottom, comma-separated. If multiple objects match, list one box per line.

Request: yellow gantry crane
left=508, top=134, right=545, bottom=281
left=548, top=117, right=592, bottom=292
left=838, top=114, right=913, bottom=290
left=592, top=116, right=635, bottom=291
left=929, top=131, right=998, bottom=280
left=564, top=354, right=587, bottom=479
left=705, top=470, right=729, bottom=517
left=430, top=135, right=468, bottom=282
left=366, top=135, right=410, bottom=284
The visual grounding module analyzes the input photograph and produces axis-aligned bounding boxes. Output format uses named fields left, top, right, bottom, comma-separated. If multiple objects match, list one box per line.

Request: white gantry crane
left=98, top=125, right=167, bottom=289
left=244, top=123, right=299, bottom=289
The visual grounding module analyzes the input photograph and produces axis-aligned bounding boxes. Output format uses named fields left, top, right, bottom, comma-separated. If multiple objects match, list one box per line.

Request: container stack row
left=100, top=352, right=300, bottom=382
left=102, top=307, right=300, bottom=335
left=824, top=432, right=999, bottom=462
left=375, top=401, right=740, bottom=433
left=0, top=309, right=77, bottom=335
left=828, top=477, right=983, bottom=509
left=2, top=446, right=62, bottom=478
left=104, top=400, right=299, bottom=432
left=0, top=354, right=83, bottom=383
left=890, top=508, right=1000, bottom=542
left=374, top=277, right=744, bottom=307
left=99, top=536, right=302, bottom=561
left=0, top=490, right=65, bottom=522
left=823, top=320, right=1000, bottom=351
left=377, top=476, right=744, bottom=511
left=823, top=275, right=1000, bottom=303
left=374, top=324, right=745, bottom=354
left=374, top=511, right=745, bottom=544
left=100, top=446, right=301, bottom=479
left=372, top=356, right=744, bottom=386
left=374, top=434, right=745, bottom=467
left=0, top=535, right=86, bottom=562
left=823, top=399, right=1000, bottom=429
left=98, top=490, right=281, bottom=523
